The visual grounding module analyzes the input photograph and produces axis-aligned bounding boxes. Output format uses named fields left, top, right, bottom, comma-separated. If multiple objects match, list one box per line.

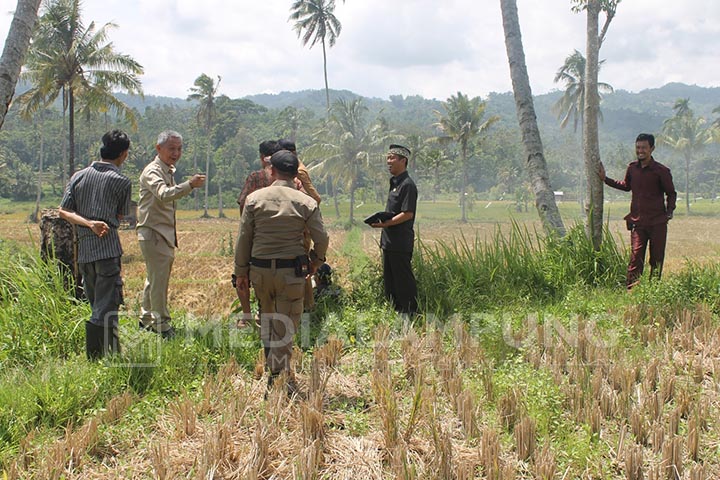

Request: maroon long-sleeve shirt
left=604, top=157, right=677, bottom=227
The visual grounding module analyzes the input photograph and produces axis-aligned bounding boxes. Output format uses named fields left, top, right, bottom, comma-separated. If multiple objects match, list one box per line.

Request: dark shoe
left=86, top=322, right=121, bottom=359
left=160, top=327, right=176, bottom=340
left=265, top=373, right=278, bottom=400
left=108, top=326, right=121, bottom=355
left=287, top=379, right=300, bottom=398
left=85, top=321, right=105, bottom=360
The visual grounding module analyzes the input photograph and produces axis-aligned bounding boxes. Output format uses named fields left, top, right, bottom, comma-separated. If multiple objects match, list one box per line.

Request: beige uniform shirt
left=297, top=161, right=321, bottom=204
left=234, top=179, right=329, bottom=277
left=136, top=156, right=193, bottom=247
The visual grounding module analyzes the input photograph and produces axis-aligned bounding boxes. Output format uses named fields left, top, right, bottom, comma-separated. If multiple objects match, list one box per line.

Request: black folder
left=363, top=211, right=394, bottom=225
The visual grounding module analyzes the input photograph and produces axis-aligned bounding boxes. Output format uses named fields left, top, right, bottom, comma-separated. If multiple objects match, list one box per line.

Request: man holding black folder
left=370, top=144, right=418, bottom=316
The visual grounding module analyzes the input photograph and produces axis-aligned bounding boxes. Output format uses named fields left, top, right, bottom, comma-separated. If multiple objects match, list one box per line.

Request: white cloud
left=1, top=0, right=718, bottom=101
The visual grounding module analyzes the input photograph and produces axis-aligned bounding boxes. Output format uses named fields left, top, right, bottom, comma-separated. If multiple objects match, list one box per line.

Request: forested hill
left=110, top=82, right=720, bottom=145
left=241, top=82, right=720, bottom=142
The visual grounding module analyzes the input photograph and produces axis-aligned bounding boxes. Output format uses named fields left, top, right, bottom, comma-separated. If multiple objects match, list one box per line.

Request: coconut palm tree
left=305, top=97, right=388, bottom=224
left=0, top=0, right=43, bottom=130
left=432, top=92, right=499, bottom=223
left=275, top=106, right=302, bottom=142
left=553, top=50, right=613, bottom=134
left=188, top=73, right=221, bottom=218
left=500, top=0, right=565, bottom=236
left=17, top=0, right=143, bottom=177
left=288, top=0, right=343, bottom=116
left=573, top=0, right=619, bottom=249
left=660, top=99, right=711, bottom=214
left=416, top=147, right=451, bottom=203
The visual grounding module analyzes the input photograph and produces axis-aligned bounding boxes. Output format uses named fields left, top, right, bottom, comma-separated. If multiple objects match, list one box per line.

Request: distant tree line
left=2, top=0, right=720, bottom=226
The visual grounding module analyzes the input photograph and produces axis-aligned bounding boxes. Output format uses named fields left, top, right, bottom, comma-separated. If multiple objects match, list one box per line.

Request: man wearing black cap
left=234, top=149, right=329, bottom=395
left=371, top=144, right=418, bottom=316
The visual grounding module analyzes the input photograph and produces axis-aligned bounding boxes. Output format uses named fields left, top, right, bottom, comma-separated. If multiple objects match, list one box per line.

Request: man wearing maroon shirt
left=599, top=133, right=677, bottom=289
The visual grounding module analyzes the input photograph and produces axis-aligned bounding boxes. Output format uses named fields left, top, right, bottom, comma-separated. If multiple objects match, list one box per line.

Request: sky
left=2, top=0, right=719, bottom=101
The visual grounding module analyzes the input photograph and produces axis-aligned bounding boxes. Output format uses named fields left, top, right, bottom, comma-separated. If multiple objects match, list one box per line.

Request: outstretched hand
left=598, top=162, right=606, bottom=181
left=190, top=174, right=207, bottom=189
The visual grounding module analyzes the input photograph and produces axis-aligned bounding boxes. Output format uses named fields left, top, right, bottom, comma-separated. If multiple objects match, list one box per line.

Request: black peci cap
left=270, top=150, right=299, bottom=175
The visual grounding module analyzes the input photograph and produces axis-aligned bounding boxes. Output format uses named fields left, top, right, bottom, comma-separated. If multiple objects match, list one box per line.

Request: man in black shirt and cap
left=371, top=144, right=418, bottom=316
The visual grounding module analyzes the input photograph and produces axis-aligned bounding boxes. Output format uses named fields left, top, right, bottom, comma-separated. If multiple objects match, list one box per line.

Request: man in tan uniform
left=277, top=138, right=321, bottom=311
left=234, top=149, right=329, bottom=393
left=137, top=130, right=205, bottom=338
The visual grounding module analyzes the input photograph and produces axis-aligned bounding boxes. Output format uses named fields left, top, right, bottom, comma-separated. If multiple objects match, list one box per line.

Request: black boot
left=85, top=321, right=105, bottom=360
left=265, top=372, right=278, bottom=400
left=108, top=326, right=121, bottom=355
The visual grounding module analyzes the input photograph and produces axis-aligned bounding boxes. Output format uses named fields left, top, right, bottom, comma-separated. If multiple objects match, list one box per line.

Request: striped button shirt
left=60, top=162, right=132, bottom=263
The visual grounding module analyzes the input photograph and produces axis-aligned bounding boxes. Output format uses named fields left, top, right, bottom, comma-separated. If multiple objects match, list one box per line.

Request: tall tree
left=660, top=98, right=711, bottom=214
left=18, top=0, right=143, bottom=177
left=553, top=49, right=613, bottom=210
left=432, top=92, right=499, bottom=223
left=553, top=50, right=613, bottom=134
left=0, top=0, right=43, bottom=131
left=275, top=105, right=302, bottom=142
left=572, top=0, right=619, bottom=249
left=305, top=97, right=387, bottom=224
left=288, top=0, right=343, bottom=116
left=500, top=0, right=566, bottom=236
left=187, top=73, right=220, bottom=218
left=416, top=147, right=451, bottom=203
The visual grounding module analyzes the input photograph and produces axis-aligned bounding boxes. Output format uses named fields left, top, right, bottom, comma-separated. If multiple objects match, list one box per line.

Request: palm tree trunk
left=583, top=0, right=604, bottom=250
left=349, top=181, right=355, bottom=224
left=0, top=0, right=42, bottom=129
left=192, top=147, right=199, bottom=210
left=203, top=137, right=210, bottom=218
left=434, top=164, right=439, bottom=202
left=32, top=115, right=44, bottom=223
left=328, top=176, right=340, bottom=218
left=61, top=88, right=68, bottom=186
left=685, top=152, right=690, bottom=214
left=500, top=0, right=566, bottom=237
left=68, top=87, right=76, bottom=177
left=460, top=144, right=468, bottom=223
left=322, top=39, right=330, bottom=117
left=218, top=181, right=225, bottom=218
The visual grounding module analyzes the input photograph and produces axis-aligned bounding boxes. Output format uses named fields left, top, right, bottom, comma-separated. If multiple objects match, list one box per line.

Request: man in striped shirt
left=59, top=129, right=132, bottom=359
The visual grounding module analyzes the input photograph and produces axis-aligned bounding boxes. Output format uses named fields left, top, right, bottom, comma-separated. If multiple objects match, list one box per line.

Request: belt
left=250, top=257, right=295, bottom=268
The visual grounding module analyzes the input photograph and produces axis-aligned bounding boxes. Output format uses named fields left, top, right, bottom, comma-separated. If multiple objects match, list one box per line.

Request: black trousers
left=80, top=257, right=123, bottom=328
left=80, top=257, right=122, bottom=358
left=382, top=249, right=417, bottom=315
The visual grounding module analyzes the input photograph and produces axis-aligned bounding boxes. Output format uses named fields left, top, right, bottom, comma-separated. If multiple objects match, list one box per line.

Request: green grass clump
left=630, top=261, right=720, bottom=316
left=0, top=241, right=86, bottom=368
left=414, top=223, right=626, bottom=316
left=0, top=358, right=117, bottom=460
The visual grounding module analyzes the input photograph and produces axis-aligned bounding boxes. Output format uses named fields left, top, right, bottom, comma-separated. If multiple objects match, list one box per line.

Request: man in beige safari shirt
left=137, top=130, right=205, bottom=338
left=234, top=149, right=329, bottom=394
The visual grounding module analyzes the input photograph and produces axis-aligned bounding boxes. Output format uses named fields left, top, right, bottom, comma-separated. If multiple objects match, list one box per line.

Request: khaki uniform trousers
left=250, top=264, right=305, bottom=375
left=302, top=228, right=315, bottom=310
left=139, top=228, right=175, bottom=333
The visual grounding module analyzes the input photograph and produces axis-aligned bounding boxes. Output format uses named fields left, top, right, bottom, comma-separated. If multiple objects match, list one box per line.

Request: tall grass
left=631, top=261, right=720, bottom=315
left=0, top=242, right=261, bottom=466
left=0, top=240, right=86, bottom=367
left=414, top=223, right=626, bottom=316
